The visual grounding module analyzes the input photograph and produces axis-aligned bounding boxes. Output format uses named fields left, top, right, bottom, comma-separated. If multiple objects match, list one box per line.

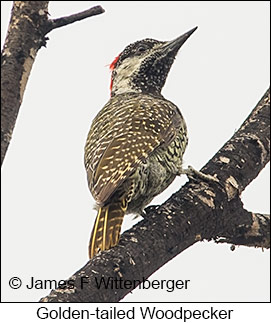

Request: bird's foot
left=183, top=165, right=220, bottom=185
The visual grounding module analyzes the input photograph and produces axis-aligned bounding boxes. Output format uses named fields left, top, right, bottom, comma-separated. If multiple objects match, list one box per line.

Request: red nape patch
left=109, top=54, right=120, bottom=95
left=109, top=54, right=120, bottom=71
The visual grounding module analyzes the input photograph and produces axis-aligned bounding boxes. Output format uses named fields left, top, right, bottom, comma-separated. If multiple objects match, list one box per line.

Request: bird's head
left=109, top=26, right=197, bottom=97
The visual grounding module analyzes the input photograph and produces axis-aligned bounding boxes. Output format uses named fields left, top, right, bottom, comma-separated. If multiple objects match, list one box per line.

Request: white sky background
left=1, top=1, right=270, bottom=303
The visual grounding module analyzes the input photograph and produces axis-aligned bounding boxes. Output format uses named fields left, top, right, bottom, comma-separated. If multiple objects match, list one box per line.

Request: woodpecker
left=85, top=27, right=197, bottom=258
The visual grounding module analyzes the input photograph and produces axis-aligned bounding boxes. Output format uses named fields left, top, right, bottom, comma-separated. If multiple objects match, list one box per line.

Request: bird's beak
left=163, top=26, right=198, bottom=53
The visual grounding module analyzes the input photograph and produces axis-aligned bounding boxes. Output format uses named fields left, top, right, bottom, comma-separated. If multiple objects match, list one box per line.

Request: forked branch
left=1, top=2, right=104, bottom=165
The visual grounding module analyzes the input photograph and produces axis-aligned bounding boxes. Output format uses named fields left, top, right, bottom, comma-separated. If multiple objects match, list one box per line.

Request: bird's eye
left=137, top=46, right=147, bottom=53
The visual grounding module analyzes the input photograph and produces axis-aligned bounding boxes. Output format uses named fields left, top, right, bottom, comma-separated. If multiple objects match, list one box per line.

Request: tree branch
left=40, top=88, right=270, bottom=303
left=46, top=5, right=105, bottom=33
left=201, top=87, right=270, bottom=193
left=214, top=211, right=270, bottom=249
left=1, top=1, right=49, bottom=165
left=1, top=2, right=104, bottom=165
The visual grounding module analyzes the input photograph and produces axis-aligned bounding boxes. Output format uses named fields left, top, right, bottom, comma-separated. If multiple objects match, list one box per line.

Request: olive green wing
left=86, top=96, right=186, bottom=204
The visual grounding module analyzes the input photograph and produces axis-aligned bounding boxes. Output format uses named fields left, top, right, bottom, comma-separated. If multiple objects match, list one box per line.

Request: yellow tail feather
left=89, top=200, right=127, bottom=259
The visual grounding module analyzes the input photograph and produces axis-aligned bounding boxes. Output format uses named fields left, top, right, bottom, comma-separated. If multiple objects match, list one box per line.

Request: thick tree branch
left=40, top=88, right=270, bottom=303
left=214, top=212, right=270, bottom=249
left=1, top=1, right=49, bottom=165
left=201, top=88, right=270, bottom=193
left=1, top=2, right=104, bottom=165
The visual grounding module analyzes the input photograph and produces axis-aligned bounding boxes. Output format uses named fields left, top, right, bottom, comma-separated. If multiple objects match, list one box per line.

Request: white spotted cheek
left=112, top=56, right=145, bottom=95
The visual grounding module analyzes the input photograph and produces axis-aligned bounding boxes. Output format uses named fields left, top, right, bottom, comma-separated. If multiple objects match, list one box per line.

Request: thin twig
left=46, top=5, right=105, bottom=33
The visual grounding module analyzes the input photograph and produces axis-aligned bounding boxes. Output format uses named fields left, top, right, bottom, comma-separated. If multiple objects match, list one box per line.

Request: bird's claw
left=183, top=165, right=221, bottom=185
